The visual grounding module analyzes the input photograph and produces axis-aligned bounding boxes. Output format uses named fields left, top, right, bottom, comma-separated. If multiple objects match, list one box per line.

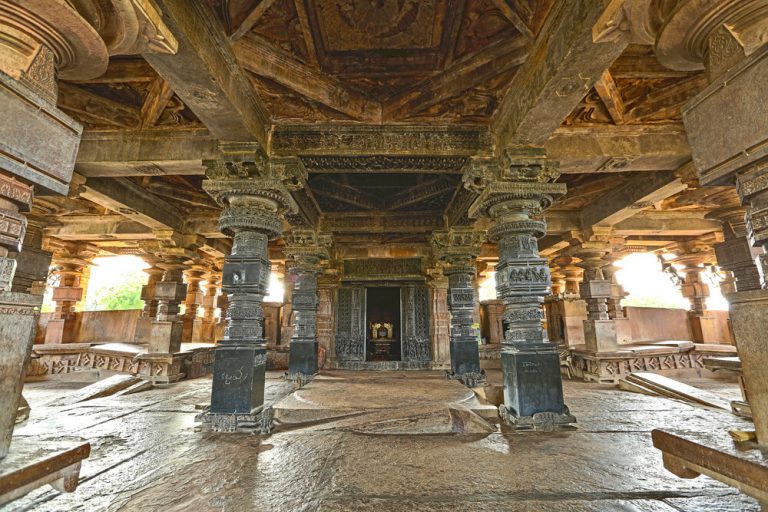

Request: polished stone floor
left=7, top=370, right=760, bottom=511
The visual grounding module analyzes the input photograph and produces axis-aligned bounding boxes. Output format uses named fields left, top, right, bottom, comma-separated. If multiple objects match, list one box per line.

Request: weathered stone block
left=501, top=346, right=567, bottom=419
left=210, top=346, right=266, bottom=415
left=149, top=320, right=183, bottom=354
left=583, top=319, right=618, bottom=353
left=288, top=340, right=318, bottom=376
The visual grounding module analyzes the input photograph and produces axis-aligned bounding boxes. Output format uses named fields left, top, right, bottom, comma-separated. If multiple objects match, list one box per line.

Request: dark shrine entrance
left=365, top=287, right=401, bottom=362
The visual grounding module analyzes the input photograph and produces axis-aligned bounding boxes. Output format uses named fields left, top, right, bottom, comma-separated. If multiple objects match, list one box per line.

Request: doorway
left=365, top=287, right=401, bottom=361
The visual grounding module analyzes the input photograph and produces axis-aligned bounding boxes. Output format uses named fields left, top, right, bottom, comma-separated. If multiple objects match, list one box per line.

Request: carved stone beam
left=143, top=0, right=271, bottom=147
left=431, top=227, right=486, bottom=385
left=386, top=177, right=457, bottom=211
left=492, top=0, right=636, bottom=150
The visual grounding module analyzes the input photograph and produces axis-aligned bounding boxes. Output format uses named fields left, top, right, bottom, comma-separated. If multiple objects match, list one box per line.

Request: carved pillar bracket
left=283, top=230, right=333, bottom=380
left=707, top=202, right=762, bottom=293
left=431, top=227, right=485, bottom=385
left=468, top=149, right=575, bottom=429
left=199, top=143, right=298, bottom=433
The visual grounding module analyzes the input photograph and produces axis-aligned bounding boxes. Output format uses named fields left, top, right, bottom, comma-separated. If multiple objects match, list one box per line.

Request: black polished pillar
left=284, top=230, right=332, bottom=380
left=201, top=143, right=298, bottom=432
left=469, top=149, right=575, bottom=429
left=432, top=228, right=485, bottom=386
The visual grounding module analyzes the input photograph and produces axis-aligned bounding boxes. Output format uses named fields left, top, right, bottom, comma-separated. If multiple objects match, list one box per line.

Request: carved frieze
left=342, top=258, right=423, bottom=280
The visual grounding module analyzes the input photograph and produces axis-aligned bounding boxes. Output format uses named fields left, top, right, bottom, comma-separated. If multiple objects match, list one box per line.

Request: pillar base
left=148, top=320, right=183, bottom=354
left=210, top=345, right=266, bottom=416
left=196, top=406, right=273, bottom=434
left=448, top=339, right=483, bottom=382
left=0, top=292, right=38, bottom=459
left=500, top=343, right=574, bottom=428
left=288, top=340, right=318, bottom=377
left=133, top=317, right=153, bottom=344
left=727, top=289, right=768, bottom=445
left=584, top=320, right=619, bottom=353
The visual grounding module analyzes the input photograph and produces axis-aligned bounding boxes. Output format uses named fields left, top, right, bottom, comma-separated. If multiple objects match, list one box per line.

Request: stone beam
left=492, top=0, right=629, bottom=149
left=270, top=125, right=492, bottom=157
left=227, top=0, right=280, bottom=41
left=67, top=58, right=157, bottom=84
left=58, top=83, right=140, bottom=129
left=321, top=213, right=444, bottom=234
left=75, top=129, right=217, bottom=178
left=545, top=124, right=692, bottom=173
left=44, top=215, right=153, bottom=241
left=143, top=0, right=271, bottom=146
left=80, top=177, right=184, bottom=232
left=234, top=36, right=381, bottom=122
left=139, top=77, right=175, bottom=128
left=545, top=210, right=721, bottom=235
left=579, top=171, right=686, bottom=229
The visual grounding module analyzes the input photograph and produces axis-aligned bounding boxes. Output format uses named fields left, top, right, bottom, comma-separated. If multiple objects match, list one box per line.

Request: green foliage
left=85, top=269, right=146, bottom=311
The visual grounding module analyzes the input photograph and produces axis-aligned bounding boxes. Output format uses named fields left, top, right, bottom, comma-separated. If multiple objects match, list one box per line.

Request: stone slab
left=0, top=438, right=90, bottom=506
left=625, top=373, right=731, bottom=411
left=49, top=375, right=142, bottom=407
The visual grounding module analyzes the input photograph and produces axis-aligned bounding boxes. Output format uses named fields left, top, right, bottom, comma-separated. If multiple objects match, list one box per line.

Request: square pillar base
left=0, top=292, right=38, bottom=459
left=288, top=340, right=318, bottom=377
left=133, top=317, right=153, bottom=344
left=728, top=289, right=768, bottom=445
left=210, top=345, right=266, bottom=415
left=584, top=320, right=618, bottom=353
left=500, top=344, right=575, bottom=430
left=448, top=339, right=483, bottom=384
left=149, top=320, right=183, bottom=354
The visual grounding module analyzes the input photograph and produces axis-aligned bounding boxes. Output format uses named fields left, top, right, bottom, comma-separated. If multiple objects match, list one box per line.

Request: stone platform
left=568, top=341, right=738, bottom=383
left=27, top=342, right=216, bottom=383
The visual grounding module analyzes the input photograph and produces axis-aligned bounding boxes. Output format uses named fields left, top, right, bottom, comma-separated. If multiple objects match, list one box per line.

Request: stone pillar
left=316, top=269, right=340, bottom=367
left=148, top=260, right=188, bottom=356
left=181, top=267, right=204, bottom=342
left=669, top=241, right=720, bottom=343
left=432, top=228, right=485, bottom=384
left=708, top=205, right=763, bottom=293
left=45, top=242, right=97, bottom=344
left=198, top=273, right=220, bottom=343
left=657, top=0, right=768, bottom=444
left=201, top=143, right=298, bottom=431
left=278, top=262, right=294, bottom=344
left=469, top=150, right=575, bottom=429
left=10, top=221, right=52, bottom=297
left=0, top=0, right=108, bottom=458
left=283, top=230, right=332, bottom=379
left=426, top=265, right=451, bottom=367
left=134, top=262, right=165, bottom=343
left=570, top=231, right=619, bottom=353
left=602, top=262, right=627, bottom=320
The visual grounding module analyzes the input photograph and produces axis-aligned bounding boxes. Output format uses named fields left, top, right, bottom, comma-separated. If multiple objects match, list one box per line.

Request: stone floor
left=6, top=370, right=760, bottom=511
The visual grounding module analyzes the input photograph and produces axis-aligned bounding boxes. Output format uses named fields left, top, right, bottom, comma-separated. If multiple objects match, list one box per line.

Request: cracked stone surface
left=6, top=371, right=759, bottom=511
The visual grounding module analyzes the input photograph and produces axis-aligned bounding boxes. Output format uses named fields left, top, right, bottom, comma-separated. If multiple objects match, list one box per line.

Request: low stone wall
left=36, top=309, right=142, bottom=344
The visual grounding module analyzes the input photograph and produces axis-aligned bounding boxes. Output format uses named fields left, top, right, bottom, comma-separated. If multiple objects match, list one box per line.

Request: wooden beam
left=492, top=0, right=629, bottom=149
left=234, top=36, right=381, bottom=122
left=312, top=178, right=381, bottom=211
left=139, top=77, right=175, bottom=128
left=57, top=83, right=140, bottom=128
left=593, top=70, right=625, bottom=124
left=490, top=0, right=534, bottom=40
left=229, top=0, right=280, bottom=41
left=292, top=0, right=319, bottom=66
left=625, top=75, right=708, bottom=123
left=143, top=0, right=270, bottom=146
left=383, top=36, right=529, bottom=121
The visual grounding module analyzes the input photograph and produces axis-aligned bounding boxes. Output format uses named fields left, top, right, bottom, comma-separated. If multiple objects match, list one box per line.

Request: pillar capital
left=283, top=230, right=333, bottom=270
left=431, top=227, right=485, bottom=268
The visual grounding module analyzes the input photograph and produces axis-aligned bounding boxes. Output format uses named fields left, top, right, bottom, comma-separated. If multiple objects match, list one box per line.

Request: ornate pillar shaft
left=44, top=242, right=97, bottom=344
left=201, top=144, right=298, bottom=430
left=432, top=228, right=485, bottom=384
left=284, top=230, right=331, bottom=378
left=199, top=274, right=220, bottom=343
left=149, top=260, right=188, bottom=357
left=469, top=150, right=575, bottom=429
left=181, top=267, right=204, bottom=342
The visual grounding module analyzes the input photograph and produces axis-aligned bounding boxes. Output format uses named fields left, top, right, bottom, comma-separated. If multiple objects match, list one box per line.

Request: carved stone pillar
left=181, top=267, right=205, bottom=342
left=148, top=259, right=188, bottom=358
left=10, top=221, right=52, bottom=297
left=708, top=204, right=763, bottom=293
left=278, top=262, right=294, bottom=343
left=469, top=150, right=575, bottom=429
left=45, top=242, right=97, bottom=344
left=283, top=230, right=332, bottom=379
left=201, top=144, right=298, bottom=431
left=199, top=273, right=220, bottom=343
left=569, top=230, right=619, bottom=353
left=134, top=262, right=165, bottom=343
left=0, top=0, right=107, bottom=459
left=426, top=265, right=451, bottom=367
left=432, top=228, right=485, bottom=385
left=655, top=0, right=768, bottom=445
left=316, top=269, right=340, bottom=367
